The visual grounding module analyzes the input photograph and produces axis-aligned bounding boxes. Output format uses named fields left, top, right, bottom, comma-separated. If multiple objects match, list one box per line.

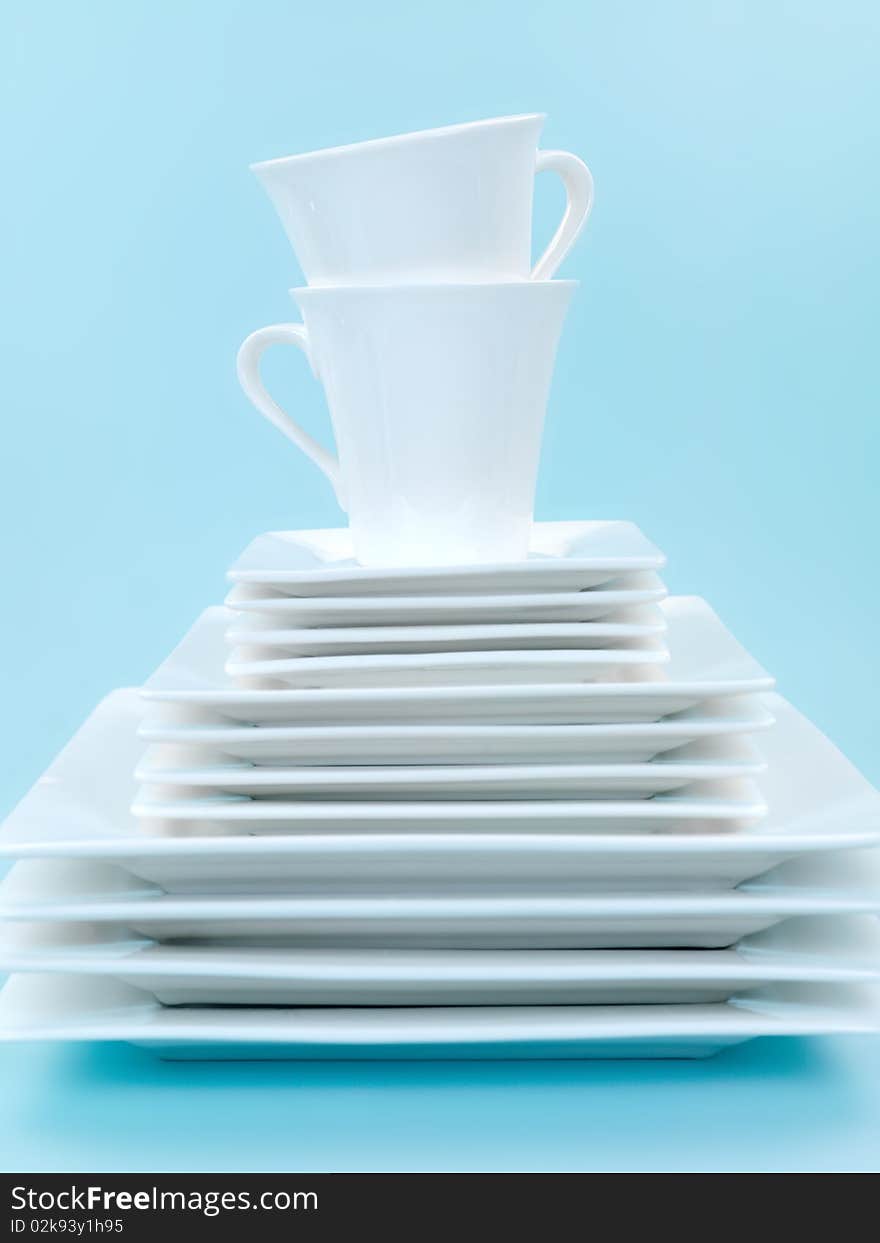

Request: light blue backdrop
left=0, top=0, right=878, bottom=1172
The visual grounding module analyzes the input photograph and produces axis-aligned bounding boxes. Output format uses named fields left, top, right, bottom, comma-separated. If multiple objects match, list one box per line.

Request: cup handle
left=531, top=150, right=595, bottom=280
left=236, top=323, right=346, bottom=510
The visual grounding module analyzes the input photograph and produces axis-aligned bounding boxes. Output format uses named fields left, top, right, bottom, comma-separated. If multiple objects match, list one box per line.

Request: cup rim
left=290, top=279, right=578, bottom=300
left=251, top=113, right=547, bottom=174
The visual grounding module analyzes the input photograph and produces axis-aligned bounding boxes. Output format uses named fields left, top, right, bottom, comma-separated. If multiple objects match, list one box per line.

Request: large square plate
left=1, top=847, right=877, bottom=947
left=0, top=975, right=876, bottom=1059
left=1, top=916, right=876, bottom=1007
left=2, top=690, right=877, bottom=890
left=139, top=695, right=773, bottom=766
left=134, top=735, right=765, bottom=800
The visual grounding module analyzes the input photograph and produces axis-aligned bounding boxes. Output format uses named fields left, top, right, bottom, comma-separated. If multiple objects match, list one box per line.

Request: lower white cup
left=237, top=281, right=576, bottom=567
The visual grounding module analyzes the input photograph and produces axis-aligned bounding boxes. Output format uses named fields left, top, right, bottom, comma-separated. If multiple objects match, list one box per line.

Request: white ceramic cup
left=237, top=281, right=576, bottom=567
left=252, top=114, right=593, bottom=286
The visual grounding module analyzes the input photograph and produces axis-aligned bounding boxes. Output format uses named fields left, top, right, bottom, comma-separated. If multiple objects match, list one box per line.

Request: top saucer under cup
left=251, top=114, right=594, bottom=285
left=226, top=521, right=665, bottom=598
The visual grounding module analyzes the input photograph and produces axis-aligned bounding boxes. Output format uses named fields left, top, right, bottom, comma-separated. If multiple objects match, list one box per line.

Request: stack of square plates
left=0, top=522, right=878, bottom=1059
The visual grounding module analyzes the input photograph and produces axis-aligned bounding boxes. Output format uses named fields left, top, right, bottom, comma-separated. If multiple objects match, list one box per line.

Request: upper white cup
left=252, top=114, right=594, bottom=286
left=237, top=281, right=576, bottom=567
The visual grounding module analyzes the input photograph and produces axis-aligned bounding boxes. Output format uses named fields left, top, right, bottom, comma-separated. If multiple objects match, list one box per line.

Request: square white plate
left=224, top=606, right=667, bottom=656
left=228, top=521, right=666, bottom=597
left=133, top=777, right=768, bottom=842
left=134, top=734, right=765, bottom=800
left=143, top=597, right=774, bottom=725
left=1, top=916, right=877, bottom=1007
left=0, top=975, right=877, bottom=1059
left=139, top=695, right=774, bottom=766
left=225, top=640, right=670, bottom=690
left=2, top=848, right=877, bottom=947
left=4, top=690, right=877, bottom=891
left=226, top=574, right=667, bottom=627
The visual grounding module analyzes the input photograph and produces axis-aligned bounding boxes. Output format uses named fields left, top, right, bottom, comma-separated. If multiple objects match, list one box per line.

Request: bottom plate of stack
left=1, top=974, right=878, bottom=1060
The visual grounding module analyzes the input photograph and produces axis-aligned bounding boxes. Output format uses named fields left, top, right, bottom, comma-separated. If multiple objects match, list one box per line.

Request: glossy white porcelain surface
left=226, top=520, right=665, bottom=596
left=3, top=690, right=879, bottom=891
left=133, top=781, right=767, bottom=839
left=1, top=850, right=879, bottom=946
left=2, top=975, right=876, bottom=1059
left=237, top=282, right=575, bottom=565
left=224, top=605, right=666, bottom=657
left=251, top=114, right=593, bottom=286
left=135, top=734, right=764, bottom=800
left=143, top=597, right=772, bottom=724
left=227, top=580, right=667, bottom=627
left=139, top=695, right=773, bottom=767
left=2, top=918, right=877, bottom=1007
left=225, top=641, right=669, bottom=690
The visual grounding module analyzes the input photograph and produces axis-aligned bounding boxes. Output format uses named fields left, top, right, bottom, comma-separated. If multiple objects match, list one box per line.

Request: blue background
left=0, top=0, right=878, bottom=1171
